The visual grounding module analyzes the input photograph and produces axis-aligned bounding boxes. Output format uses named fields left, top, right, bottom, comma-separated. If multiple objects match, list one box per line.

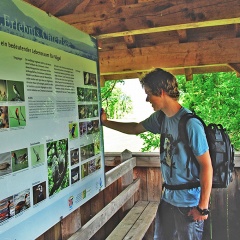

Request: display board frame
left=0, top=1, right=105, bottom=239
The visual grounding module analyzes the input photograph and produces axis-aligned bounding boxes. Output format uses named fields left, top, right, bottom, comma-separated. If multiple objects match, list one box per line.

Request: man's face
left=144, top=86, right=163, bottom=111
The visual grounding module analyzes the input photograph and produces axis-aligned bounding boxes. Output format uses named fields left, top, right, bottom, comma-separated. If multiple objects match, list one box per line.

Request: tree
left=101, top=80, right=133, bottom=119
left=139, top=72, right=240, bottom=151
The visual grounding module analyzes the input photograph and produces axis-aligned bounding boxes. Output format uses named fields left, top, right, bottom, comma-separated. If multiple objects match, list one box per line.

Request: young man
left=101, top=68, right=213, bottom=240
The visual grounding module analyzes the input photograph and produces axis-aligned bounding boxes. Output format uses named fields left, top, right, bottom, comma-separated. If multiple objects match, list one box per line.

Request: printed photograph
left=9, top=106, right=26, bottom=127
left=88, top=159, right=96, bottom=174
left=0, top=196, right=14, bottom=223
left=78, top=105, right=87, bottom=119
left=69, top=122, right=78, bottom=140
left=94, top=140, right=101, bottom=155
left=77, top=87, right=98, bottom=102
left=33, top=182, right=46, bottom=205
left=14, top=189, right=30, bottom=215
left=80, top=143, right=94, bottom=161
left=71, top=166, right=80, bottom=184
left=7, top=80, right=25, bottom=102
left=81, top=162, right=88, bottom=179
left=83, top=71, right=97, bottom=86
left=0, top=106, right=9, bottom=129
left=47, top=138, right=69, bottom=196
left=11, top=148, right=28, bottom=172
left=95, top=157, right=101, bottom=170
left=70, top=148, right=79, bottom=166
left=0, top=152, right=12, bottom=176
left=79, top=121, right=87, bottom=136
left=30, top=144, right=45, bottom=167
left=0, top=80, right=7, bottom=101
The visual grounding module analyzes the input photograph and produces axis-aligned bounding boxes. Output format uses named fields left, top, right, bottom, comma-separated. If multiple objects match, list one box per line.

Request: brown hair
left=140, top=68, right=180, bottom=99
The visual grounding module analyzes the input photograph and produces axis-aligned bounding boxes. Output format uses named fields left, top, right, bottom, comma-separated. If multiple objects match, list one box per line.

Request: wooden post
left=61, top=208, right=81, bottom=240
left=120, top=149, right=135, bottom=212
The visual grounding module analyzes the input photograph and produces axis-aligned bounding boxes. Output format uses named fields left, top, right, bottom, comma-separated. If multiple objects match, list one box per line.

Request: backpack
left=159, top=111, right=235, bottom=189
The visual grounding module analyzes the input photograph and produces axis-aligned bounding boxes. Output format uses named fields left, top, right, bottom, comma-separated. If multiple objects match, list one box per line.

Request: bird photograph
left=33, top=182, right=46, bottom=205
left=30, top=144, right=45, bottom=167
left=0, top=152, right=12, bottom=177
left=0, top=106, right=9, bottom=129
left=0, top=80, right=7, bottom=101
left=69, top=122, right=78, bottom=140
left=47, top=139, right=69, bottom=196
left=7, top=81, right=25, bottom=101
left=70, top=148, right=79, bottom=166
left=14, top=189, right=30, bottom=215
left=71, top=166, right=80, bottom=184
left=0, top=196, right=14, bottom=223
left=11, top=148, right=28, bottom=172
left=9, top=106, right=26, bottom=127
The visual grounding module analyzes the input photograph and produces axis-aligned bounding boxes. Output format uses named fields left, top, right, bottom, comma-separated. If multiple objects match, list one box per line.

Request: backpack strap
left=178, top=113, right=206, bottom=177
left=158, top=111, right=165, bottom=154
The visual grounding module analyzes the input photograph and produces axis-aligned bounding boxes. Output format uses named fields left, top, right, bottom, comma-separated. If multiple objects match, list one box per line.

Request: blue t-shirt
left=141, top=107, right=209, bottom=207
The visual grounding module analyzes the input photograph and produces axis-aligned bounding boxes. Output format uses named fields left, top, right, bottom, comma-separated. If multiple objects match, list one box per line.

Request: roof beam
left=228, top=63, right=240, bottom=77
left=96, top=18, right=240, bottom=39
left=184, top=68, right=193, bottom=81
left=58, top=0, right=240, bottom=38
left=99, top=38, right=240, bottom=74
left=124, top=35, right=137, bottom=48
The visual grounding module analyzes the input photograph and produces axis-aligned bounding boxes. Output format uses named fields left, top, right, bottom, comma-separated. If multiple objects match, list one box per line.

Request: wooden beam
left=99, top=65, right=233, bottom=80
left=185, top=68, right=193, bottom=81
left=99, top=38, right=240, bottom=74
left=228, top=63, right=240, bottom=77
left=58, top=0, right=240, bottom=38
left=124, top=35, right=137, bottom=48
left=177, top=29, right=188, bottom=43
left=105, top=157, right=136, bottom=187
left=235, top=24, right=240, bottom=37
left=68, top=178, right=140, bottom=240
left=73, top=0, right=91, bottom=14
left=100, top=75, right=106, bottom=87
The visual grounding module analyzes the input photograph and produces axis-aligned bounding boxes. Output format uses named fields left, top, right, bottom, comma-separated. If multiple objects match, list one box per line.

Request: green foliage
left=139, top=72, right=240, bottom=151
left=101, top=80, right=133, bottom=119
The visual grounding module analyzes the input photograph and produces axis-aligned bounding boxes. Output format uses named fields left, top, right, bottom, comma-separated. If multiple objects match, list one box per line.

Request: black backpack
left=159, top=111, right=235, bottom=189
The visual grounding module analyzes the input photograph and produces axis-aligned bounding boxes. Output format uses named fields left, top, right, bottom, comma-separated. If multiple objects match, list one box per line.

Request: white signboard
left=0, top=1, right=105, bottom=239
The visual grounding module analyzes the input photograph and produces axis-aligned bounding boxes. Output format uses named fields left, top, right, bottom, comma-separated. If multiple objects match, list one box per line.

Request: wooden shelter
left=24, top=0, right=240, bottom=83
left=19, top=1, right=240, bottom=239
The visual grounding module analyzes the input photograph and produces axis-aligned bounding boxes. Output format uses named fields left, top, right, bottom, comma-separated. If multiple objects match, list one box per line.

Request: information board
left=0, top=1, right=105, bottom=239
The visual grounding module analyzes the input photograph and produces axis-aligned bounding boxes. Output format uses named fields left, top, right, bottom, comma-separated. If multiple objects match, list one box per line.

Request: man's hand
left=188, top=207, right=208, bottom=221
left=100, top=108, right=107, bottom=125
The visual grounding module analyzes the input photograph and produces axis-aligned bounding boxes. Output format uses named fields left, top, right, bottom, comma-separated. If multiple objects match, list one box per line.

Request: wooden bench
left=68, top=153, right=160, bottom=240
left=106, top=200, right=159, bottom=240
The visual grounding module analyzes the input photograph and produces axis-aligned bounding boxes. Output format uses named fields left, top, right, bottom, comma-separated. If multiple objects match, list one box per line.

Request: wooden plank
left=104, top=180, right=120, bottom=237
left=227, top=170, right=240, bottom=240
left=133, top=167, right=148, bottom=201
left=105, top=157, right=136, bottom=187
left=90, top=190, right=106, bottom=240
left=58, top=0, right=240, bottom=37
left=61, top=208, right=81, bottom=240
left=210, top=188, right=228, bottom=240
left=146, top=167, right=162, bottom=201
left=121, top=150, right=134, bottom=212
left=43, top=222, right=61, bottom=240
left=106, top=201, right=149, bottom=240
left=99, top=38, right=240, bottom=73
left=80, top=201, right=91, bottom=226
left=68, top=179, right=140, bottom=240
left=234, top=153, right=240, bottom=167
left=105, top=155, right=160, bottom=167
left=123, top=201, right=159, bottom=240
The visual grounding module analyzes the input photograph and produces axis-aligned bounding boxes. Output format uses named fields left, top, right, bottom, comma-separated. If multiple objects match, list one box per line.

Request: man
left=101, top=68, right=213, bottom=240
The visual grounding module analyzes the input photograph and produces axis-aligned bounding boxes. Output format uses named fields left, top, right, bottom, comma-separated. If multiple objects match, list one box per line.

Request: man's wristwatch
left=196, top=206, right=210, bottom=216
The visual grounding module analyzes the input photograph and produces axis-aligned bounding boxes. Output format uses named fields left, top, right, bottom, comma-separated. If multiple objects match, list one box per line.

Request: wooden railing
left=36, top=151, right=240, bottom=240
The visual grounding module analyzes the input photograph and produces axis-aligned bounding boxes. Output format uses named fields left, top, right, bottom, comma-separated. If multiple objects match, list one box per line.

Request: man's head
left=140, top=68, right=180, bottom=100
